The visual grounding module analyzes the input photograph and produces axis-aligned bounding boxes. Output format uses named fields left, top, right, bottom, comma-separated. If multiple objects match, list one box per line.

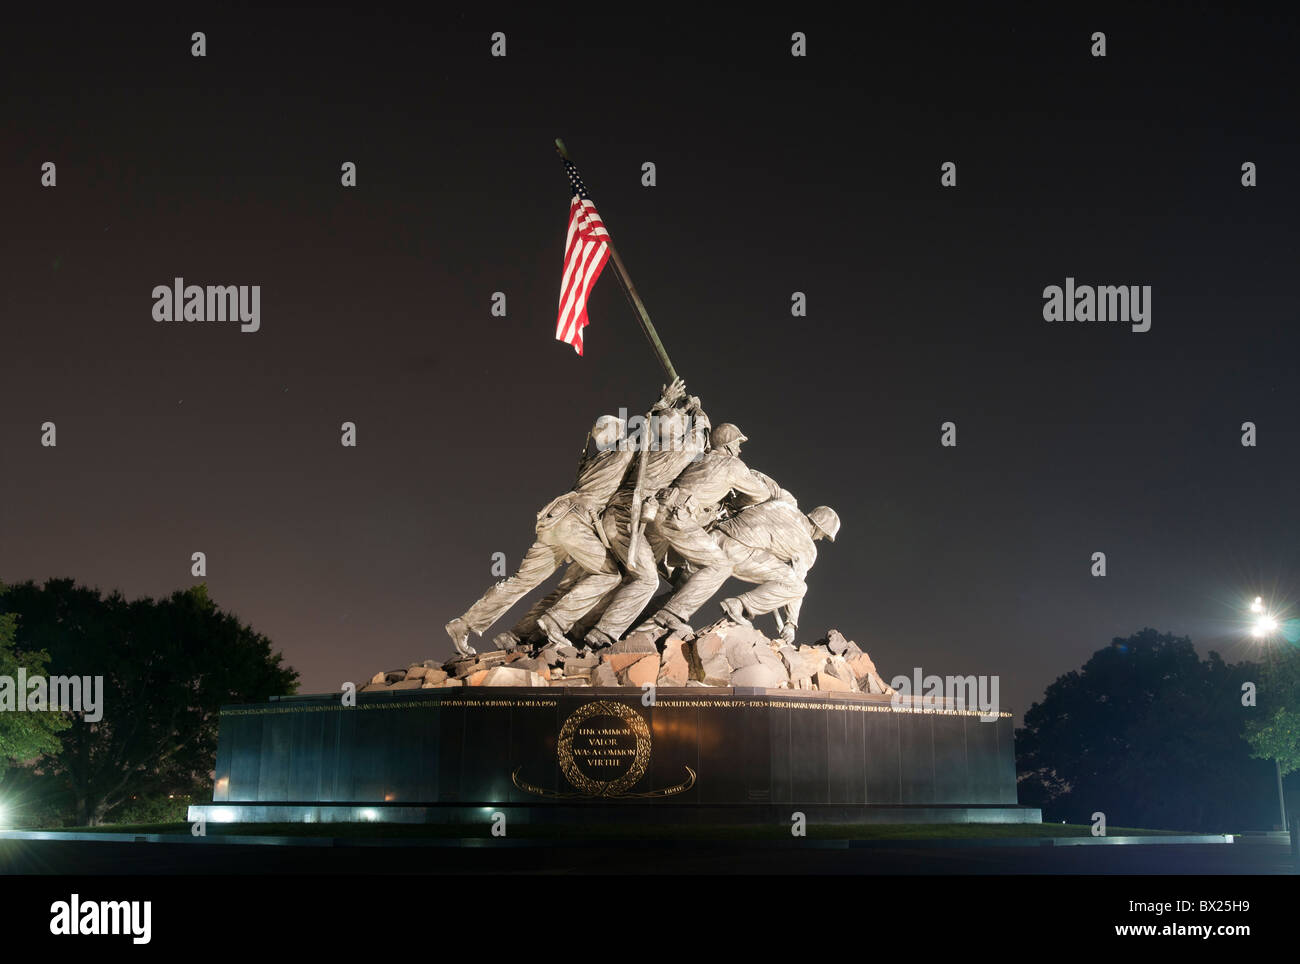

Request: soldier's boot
left=444, top=617, right=477, bottom=657
left=718, top=597, right=752, bottom=628
left=584, top=627, right=615, bottom=649
left=493, top=630, right=520, bottom=652
left=636, top=608, right=692, bottom=638
left=536, top=614, right=571, bottom=650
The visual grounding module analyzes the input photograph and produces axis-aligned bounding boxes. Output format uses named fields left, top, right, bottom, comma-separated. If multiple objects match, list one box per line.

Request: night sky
left=2, top=7, right=1297, bottom=720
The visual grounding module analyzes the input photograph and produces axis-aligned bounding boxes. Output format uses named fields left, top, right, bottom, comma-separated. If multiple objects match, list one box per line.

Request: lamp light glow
left=1251, top=614, right=1278, bottom=638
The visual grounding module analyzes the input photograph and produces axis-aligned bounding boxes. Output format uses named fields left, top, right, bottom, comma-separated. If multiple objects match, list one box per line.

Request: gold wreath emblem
left=511, top=699, right=696, bottom=799
left=556, top=700, right=652, bottom=796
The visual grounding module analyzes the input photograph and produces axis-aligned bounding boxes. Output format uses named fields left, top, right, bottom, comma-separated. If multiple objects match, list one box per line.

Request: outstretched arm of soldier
left=730, top=464, right=774, bottom=507
left=748, top=470, right=784, bottom=504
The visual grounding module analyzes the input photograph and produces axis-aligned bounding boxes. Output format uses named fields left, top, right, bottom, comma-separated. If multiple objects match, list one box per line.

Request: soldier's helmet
left=808, top=506, right=840, bottom=542
left=592, top=415, right=626, bottom=451
left=712, top=423, right=748, bottom=452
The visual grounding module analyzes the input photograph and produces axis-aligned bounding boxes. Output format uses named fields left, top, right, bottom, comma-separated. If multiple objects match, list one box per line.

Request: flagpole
left=555, top=138, right=679, bottom=384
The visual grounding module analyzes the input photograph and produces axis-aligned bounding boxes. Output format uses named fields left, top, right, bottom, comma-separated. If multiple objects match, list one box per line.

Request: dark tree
left=1243, top=638, right=1300, bottom=779
left=0, top=578, right=298, bottom=825
left=0, top=598, right=70, bottom=780
left=1016, top=628, right=1280, bottom=831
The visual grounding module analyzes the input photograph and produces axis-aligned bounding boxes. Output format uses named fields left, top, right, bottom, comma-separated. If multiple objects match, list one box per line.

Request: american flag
left=555, top=158, right=610, bottom=355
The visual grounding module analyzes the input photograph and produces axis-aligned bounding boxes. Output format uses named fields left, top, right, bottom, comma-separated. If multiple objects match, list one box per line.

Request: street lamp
left=1248, top=595, right=1288, bottom=832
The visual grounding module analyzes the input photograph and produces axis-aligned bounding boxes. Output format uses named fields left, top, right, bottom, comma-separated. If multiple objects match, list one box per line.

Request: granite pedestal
left=188, top=687, right=1040, bottom=826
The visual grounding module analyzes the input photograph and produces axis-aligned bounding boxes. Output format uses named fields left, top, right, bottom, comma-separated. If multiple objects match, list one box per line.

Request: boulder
left=826, top=630, right=851, bottom=656
left=719, top=625, right=770, bottom=649
left=449, top=660, right=480, bottom=679
left=657, top=660, right=690, bottom=687
left=423, top=668, right=448, bottom=686
left=390, top=679, right=423, bottom=690
left=824, top=655, right=856, bottom=685
left=466, top=669, right=490, bottom=686
left=846, top=652, right=894, bottom=694
left=481, top=666, right=548, bottom=687
left=731, top=662, right=787, bottom=688
left=622, top=653, right=660, bottom=688
left=783, top=647, right=828, bottom=682
left=754, top=647, right=787, bottom=675
left=384, top=670, right=406, bottom=684
left=701, top=654, right=732, bottom=687
left=563, top=653, right=597, bottom=673
left=591, top=663, right=619, bottom=687
left=814, top=670, right=851, bottom=692
left=694, top=632, right=725, bottom=662
left=706, top=619, right=743, bottom=639
left=445, top=650, right=507, bottom=676
left=359, top=682, right=388, bottom=692
left=723, top=637, right=760, bottom=670
left=404, top=666, right=428, bottom=681
left=538, top=644, right=564, bottom=667
left=606, top=632, right=659, bottom=655
left=369, top=672, right=387, bottom=686
left=603, top=651, right=648, bottom=675
left=658, top=638, right=690, bottom=686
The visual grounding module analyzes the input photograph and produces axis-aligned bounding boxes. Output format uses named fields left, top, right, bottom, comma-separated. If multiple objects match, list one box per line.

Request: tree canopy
left=0, top=578, right=298, bottom=825
left=1016, top=628, right=1285, bottom=831
left=1243, top=636, right=1300, bottom=778
left=0, top=599, right=71, bottom=778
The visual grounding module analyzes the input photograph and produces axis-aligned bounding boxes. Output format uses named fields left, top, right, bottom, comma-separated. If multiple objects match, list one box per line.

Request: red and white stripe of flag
left=555, top=196, right=610, bottom=355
